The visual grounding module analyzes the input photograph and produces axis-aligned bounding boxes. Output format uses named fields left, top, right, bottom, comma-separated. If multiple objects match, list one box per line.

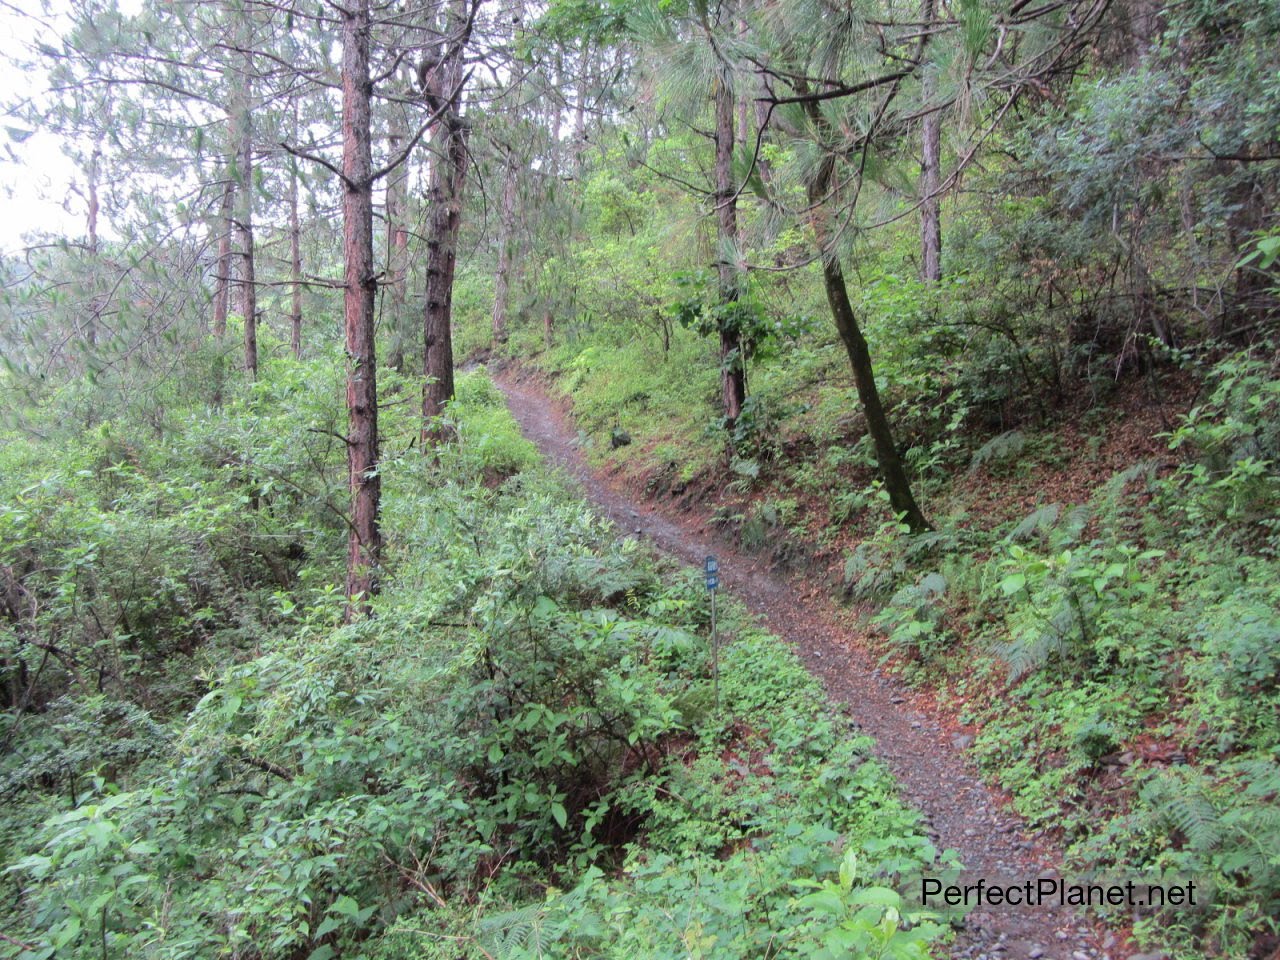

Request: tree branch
left=280, top=141, right=351, bottom=187
left=759, top=70, right=912, bottom=107
left=370, top=68, right=474, bottom=182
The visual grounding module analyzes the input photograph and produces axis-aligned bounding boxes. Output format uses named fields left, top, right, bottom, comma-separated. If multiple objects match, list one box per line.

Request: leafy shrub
left=473, top=622, right=954, bottom=960
left=2, top=379, right=950, bottom=960
left=1165, top=346, right=1280, bottom=538
left=1078, top=760, right=1280, bottom=958
left=446, top=369, right=539, bottom=476
left=993, top=540, right=1165, bottom=680
left=0, top=366, right=348, bottom=717
left=875, top=572, right=950, bottom=661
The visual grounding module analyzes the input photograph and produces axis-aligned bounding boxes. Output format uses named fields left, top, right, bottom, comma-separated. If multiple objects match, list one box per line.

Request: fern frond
left=1008, top=503, right=1061, bottom=543
left=1141, top=773, right=1223, bottom=852
left=968, top=430, right=1025, bottom=475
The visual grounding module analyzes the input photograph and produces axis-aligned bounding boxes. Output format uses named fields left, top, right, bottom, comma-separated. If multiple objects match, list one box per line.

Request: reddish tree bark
left=385, top=114, right=411, bottom=372
left=340, top=0, right=381, bottom=617
left=422, top=128, right=468, bottom=442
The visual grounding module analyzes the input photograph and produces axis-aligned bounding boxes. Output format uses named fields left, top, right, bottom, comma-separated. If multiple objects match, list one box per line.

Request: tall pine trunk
left=212, top=179, right=234, bottom=339
left=288, top=104, right=303, bottom=359
left=818, top=253, right=929, bottom=532
left=85, top=144, right=101, bottom=347
left=573, top=42, right=587, bottom=171
left=550, top=51, right=563, bottom=172
left=422, top=126, right=469, bottom=441
left=539, top=51, right=565, bottom=349
left=491, top=0, right=525, bottom=346
left=713, top=71, right=746, bottom=427
left=919, top=0, right=941, bottom=283
left=233, top=46, right=257, bottom=379
left=385, top=113, right=410, bottom=373
left=491, top=152, right=518, bottom=345
left=340, top=0, right=381, bottom=616
left=421, top=0, right=471, bottom=445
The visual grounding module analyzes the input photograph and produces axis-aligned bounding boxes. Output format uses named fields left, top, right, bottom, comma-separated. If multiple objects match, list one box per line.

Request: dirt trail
left=493, top=366, right=1125, bottom=960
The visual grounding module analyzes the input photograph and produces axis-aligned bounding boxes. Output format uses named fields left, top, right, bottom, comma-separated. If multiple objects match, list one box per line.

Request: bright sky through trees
left=0, top=0, right=141, bottom=253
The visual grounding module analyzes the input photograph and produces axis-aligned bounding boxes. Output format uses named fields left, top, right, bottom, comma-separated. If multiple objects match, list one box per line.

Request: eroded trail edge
left=494, top=365, right=1119, bottom=960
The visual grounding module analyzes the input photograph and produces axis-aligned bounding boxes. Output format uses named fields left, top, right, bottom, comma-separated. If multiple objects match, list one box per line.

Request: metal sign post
left=705, top=556, right=720, bottom=711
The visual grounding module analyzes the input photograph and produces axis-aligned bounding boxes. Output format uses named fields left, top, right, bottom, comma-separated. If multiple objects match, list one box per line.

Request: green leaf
left=52, top=916, right=81, bottom=948
left=838, top=848, right=858, bottom=891
left=850, top=886, right=902, bottom=908
left=999, top=573, right=1026, bottom=595
left=314, top=915, right=341, bottom=939
left=551, top=801, right=568, bottom=828
left=798, top=888, right=845, bottom=915
left=329, top=895, right=360, bottom=918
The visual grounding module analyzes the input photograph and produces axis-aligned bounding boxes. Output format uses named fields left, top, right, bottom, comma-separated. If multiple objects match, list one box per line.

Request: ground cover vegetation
left=2, top=0, right=1278, bottom=956
left=0, top=361, right=949, bottom=958
left=442, top=4, right=1278, bottom=960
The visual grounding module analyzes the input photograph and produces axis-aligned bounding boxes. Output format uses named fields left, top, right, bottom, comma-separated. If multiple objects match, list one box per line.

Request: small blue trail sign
left=705, top=556, right=720, bottom=710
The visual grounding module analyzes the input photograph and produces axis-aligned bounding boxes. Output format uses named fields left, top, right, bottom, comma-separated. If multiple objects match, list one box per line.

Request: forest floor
left=492, top=363, right=1141, bottom=960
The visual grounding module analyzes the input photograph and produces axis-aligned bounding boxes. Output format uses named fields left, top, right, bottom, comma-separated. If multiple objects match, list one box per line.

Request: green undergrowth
left=523, top=277, right=1280, bottom=957
left=527, top=322, right=723, bottom=484
left=1, top=360, right=949, bottom=959
left=515, top=270, right=998, bottom=541
left=856, top=346, right=1280, bottom=958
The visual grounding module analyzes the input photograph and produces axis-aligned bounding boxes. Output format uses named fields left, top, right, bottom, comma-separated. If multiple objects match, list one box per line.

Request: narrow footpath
left=493, top=365, right=1129, bottom=960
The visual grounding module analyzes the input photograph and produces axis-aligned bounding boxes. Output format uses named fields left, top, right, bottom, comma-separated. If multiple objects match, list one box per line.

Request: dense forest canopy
left=1, top=0, right=1278, bottom=957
